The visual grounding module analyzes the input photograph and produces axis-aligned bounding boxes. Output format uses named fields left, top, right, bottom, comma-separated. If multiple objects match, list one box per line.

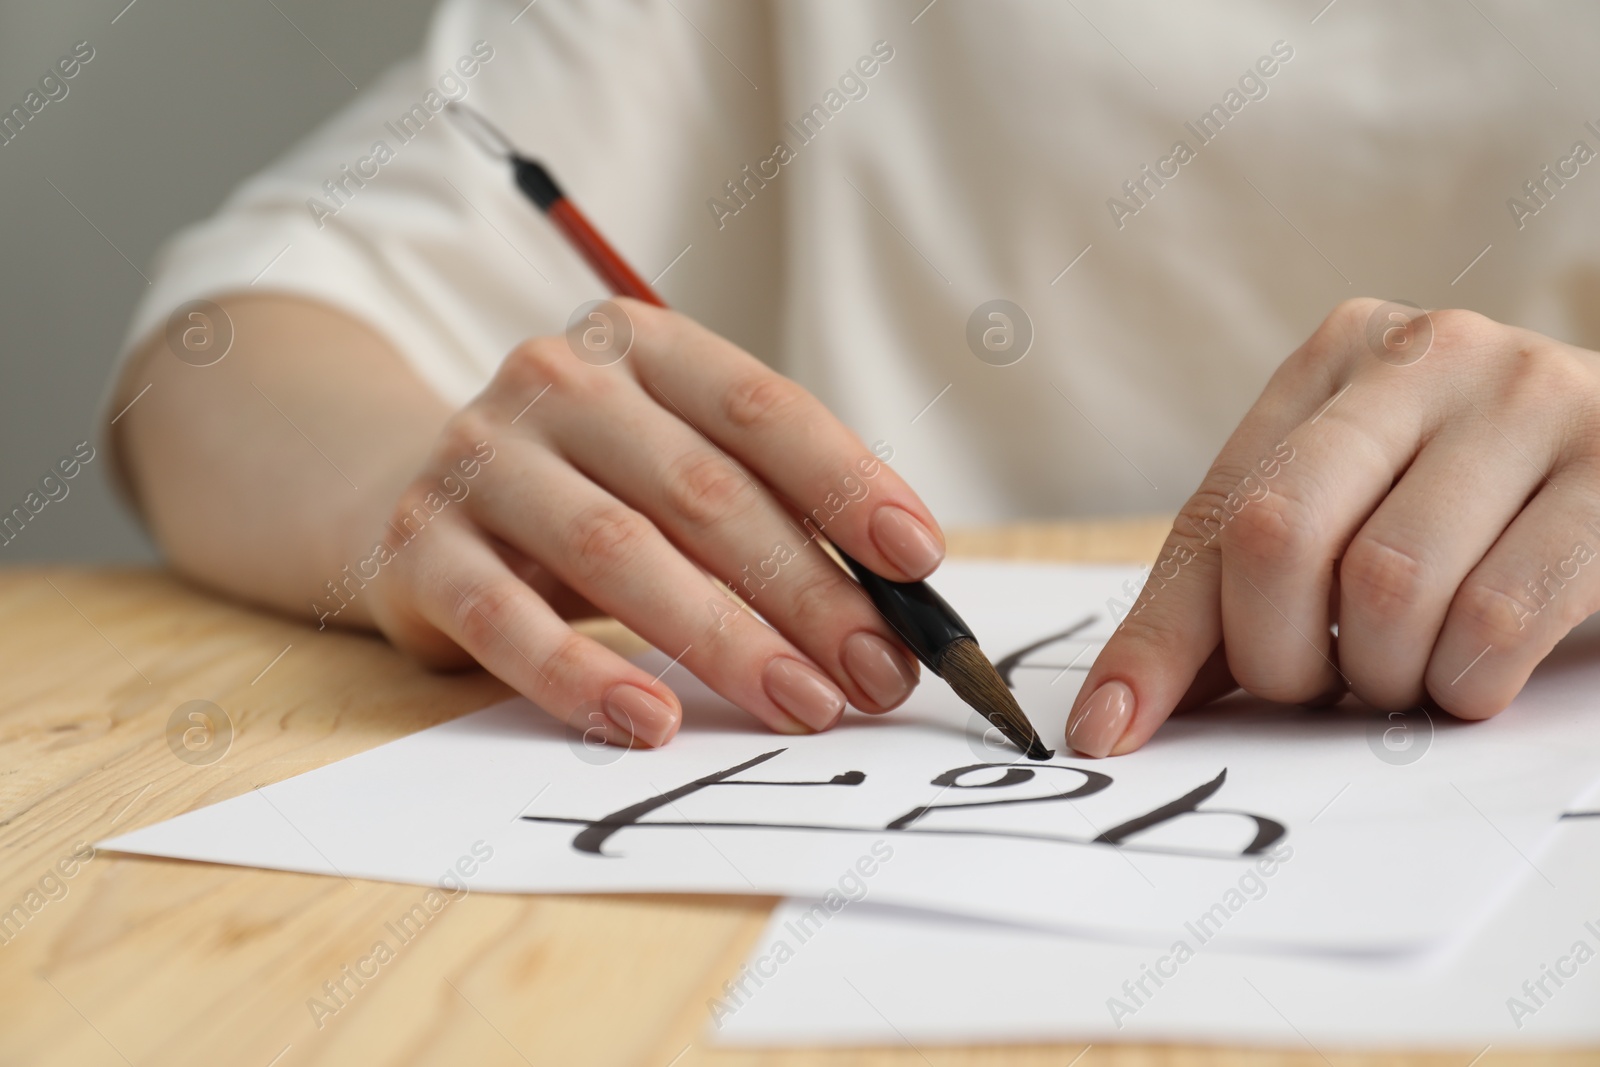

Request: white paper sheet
left=100, top=562, right=1600, bottom=953
left=714, top=797, right=1600, bottom=1049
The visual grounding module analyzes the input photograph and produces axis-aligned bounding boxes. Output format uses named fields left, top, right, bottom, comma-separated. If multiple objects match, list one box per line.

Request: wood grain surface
left=2, top=517, right=1594, bottom=1067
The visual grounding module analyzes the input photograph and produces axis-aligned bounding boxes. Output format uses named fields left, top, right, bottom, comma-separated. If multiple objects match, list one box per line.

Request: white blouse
left=115, top=0, right=1600, bottom=524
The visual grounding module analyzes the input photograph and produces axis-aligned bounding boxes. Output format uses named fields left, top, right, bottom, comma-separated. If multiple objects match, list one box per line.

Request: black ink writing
left=525, top=751, right=1286, bottom=862
left=994, top=615, right=1099, bottom=688
left=566, top=748, right=865, bottom=856
left=888, top=762, right=1111, bottom=831
left=1093, top=769, right=1285, bottom=855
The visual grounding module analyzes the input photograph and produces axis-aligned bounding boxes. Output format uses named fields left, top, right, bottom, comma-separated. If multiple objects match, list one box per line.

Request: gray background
left=0, top=0, right=437, bottom=562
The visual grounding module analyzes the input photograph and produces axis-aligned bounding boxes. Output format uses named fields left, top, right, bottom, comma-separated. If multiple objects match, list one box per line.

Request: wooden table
left=3, top=518, right=1594, bottom=1067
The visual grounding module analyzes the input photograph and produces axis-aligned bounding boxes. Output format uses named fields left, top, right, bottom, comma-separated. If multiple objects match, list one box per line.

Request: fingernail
left=604, top=685, right=679, bottom=748
left=1067, top=680, right=1134, bottom=758
left=841, top=631, right=918, bottom=709
left=763, top=657, right=846, bottom=731
left=869, top=506, right=944, bottom=579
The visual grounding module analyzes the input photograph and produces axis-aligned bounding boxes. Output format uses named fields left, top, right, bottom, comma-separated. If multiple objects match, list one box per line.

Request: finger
left=1427, top=469, right=1600, bottom=718
left=1216, top=370, right=1435, bottom=704
left=1337, top=424, right=1548, bottom=709
left=1228, top=307, right=1562, bottom=708
left=1066, top=432, right=1302, bottom=757
left=409, top=521, right=682, bottom=748
left=553, top=385, right=919, bottom=713
left=618, top=300, right=946, bottom=581
left=1067, top=299, right=1380, bottom=757
left=469, top=441, right=849, bottom=734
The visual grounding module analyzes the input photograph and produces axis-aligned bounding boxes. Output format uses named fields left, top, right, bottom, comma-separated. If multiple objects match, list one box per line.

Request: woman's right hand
left=354, top=299, right=941, bottom=748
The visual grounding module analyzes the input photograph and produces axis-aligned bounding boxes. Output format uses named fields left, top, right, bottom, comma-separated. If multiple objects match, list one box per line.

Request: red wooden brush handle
left=547, top=199, right=666, bottom=307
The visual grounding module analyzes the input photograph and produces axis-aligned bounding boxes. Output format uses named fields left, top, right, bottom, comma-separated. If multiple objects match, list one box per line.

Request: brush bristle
left=937, top=637, right=1053, bottom=760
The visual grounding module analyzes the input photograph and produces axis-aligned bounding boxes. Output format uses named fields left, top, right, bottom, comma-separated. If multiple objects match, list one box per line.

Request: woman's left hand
left=1067, top=298, right=1600, bottom=757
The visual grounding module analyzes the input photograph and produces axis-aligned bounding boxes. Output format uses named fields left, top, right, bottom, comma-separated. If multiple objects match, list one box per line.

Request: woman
left=106, top=0, right=1600, bottom=756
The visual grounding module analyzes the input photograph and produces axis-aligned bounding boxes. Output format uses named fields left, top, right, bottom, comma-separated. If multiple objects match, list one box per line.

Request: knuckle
left=439, top=410, right=494, bottom=465
left=1287, top=297, right=1398, bottom=382
left=664, top=450, right=755, bottom=528
left=1172, top=479, right=1246, bottom=553
left=1220, top=484, right=1319, bottom=571
left=450, top=578, right=524, bottom=652
left=564, top=504, right=655, bottom=582
left=1339, top=535, right=1429, bottom=620
left=502, top=336, right=563, bottom=383
left=1287, top=338, right=1343, bottom=382
left=501, top=335, right=595, bottom=397
left=1304, top=298, right=1383, bottom=358
left=723, top=372, right=810, bottom=431
left=1449, top=578, right=1537, bottom=650
left=700, top=593, right=755, bottom=649
left=782, top=564, right=843, bottom=626
left=536, top=630, right=596, bottom=693
left=1426, top=307, right=1498, bottom=355
left=1327, top=297, right=1386, bottom=333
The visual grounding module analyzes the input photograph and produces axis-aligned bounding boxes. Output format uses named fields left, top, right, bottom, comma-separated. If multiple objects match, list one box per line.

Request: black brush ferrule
left=839, top=551, right=972, bottom=671
left=513, top=156, right=564, bottom=211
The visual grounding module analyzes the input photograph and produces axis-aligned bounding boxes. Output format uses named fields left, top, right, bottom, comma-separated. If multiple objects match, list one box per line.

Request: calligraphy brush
left=446, top=102, right=1051, bottom=760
